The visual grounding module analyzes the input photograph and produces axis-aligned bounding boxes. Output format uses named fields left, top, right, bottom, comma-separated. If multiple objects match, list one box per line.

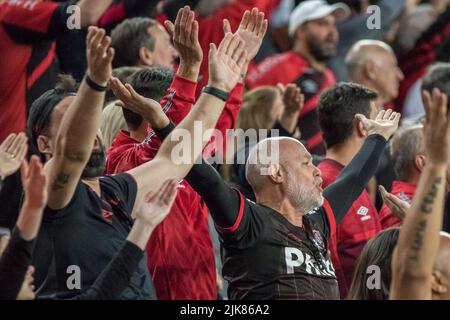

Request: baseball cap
left=289, top=0, right=351, bottom=36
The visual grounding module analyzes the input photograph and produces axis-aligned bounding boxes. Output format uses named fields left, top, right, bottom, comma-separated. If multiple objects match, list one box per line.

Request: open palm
left=0, top=133, right=28, bottom=179
left=223, top=8, right=268, bottom=61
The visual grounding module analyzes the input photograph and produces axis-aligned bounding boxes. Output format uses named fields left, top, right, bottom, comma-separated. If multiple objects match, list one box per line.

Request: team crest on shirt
left=356, top=206, right=371, bottom=221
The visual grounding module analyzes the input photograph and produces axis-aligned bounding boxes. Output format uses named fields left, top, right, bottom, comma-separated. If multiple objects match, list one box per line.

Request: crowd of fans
left=0, top=0, right=450, bottom=301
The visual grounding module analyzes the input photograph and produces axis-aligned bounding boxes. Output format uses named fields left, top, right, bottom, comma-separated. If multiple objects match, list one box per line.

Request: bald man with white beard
left=168, top=110, right=401, bottom=300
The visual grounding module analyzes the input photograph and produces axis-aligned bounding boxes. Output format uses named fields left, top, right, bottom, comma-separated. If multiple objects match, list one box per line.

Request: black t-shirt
left=218, top=190, right=338, bottom=300
left=33, top=174, right=156, bottom=300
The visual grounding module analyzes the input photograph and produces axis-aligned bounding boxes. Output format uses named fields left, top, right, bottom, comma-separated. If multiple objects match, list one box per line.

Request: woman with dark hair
left=347, top=228, right=399, bottom=300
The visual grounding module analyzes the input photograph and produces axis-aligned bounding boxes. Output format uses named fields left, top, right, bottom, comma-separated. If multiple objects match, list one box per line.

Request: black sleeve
left=272, top=121, right=295, bottom=137
left=154, top=122, right=241, bottom=229
left=71, top=241, right=143, bottom=300
left=323, top=134, right=387, bottom=224
left=0, top=228, right=35, bottom=300
left=102, top=173, right=138, bottom=216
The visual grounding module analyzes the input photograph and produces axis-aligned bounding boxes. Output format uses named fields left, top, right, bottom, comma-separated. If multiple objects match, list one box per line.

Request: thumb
left=164, top=20, right=175, bottom=38
left=223, top=19, right=232, bottom=35
left=208, top=43, right=217, bottom=61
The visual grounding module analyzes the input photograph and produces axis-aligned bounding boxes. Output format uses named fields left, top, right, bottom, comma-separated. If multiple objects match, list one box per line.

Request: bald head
left=345, top=40, right=403, bottom=104
left=246, top=137, right=305, bottom=193
left=345, top=40, right=394, bottom=82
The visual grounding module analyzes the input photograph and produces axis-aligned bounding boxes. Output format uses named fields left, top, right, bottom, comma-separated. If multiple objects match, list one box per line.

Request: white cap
left=288, top=0, right=351, bottom=36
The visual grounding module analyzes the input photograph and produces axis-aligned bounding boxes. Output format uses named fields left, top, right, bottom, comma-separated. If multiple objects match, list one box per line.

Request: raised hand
left=223, top=8, right=268, bottom=61
left=110, top=77, right=169, bottom=129
left=164, top=6, right=203, bottom=67
left=16, top=156, right=48, bottom=241
left=86, top=26, right=115, bottom=85
left=0, top=133, right=28, bottom=179
left=135, top=179, right=178, bottom=229
left=422, top=89, right=450, bottom=165
left=208, top=33, right=247, bottom=92
left=279, top=83, right=305, bottom=115
left=379, top=185, right=410, bottom=221
left=356, top=109, right=401, bottom=141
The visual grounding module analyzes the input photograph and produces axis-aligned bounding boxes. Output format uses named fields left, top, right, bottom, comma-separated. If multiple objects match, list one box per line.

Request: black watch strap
left=85, top=74, right=108, bottom=92
left=203, top=86, right=229, bottom=102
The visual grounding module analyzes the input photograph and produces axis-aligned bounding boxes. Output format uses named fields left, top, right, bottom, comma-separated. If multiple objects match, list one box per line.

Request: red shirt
left=0, top=0, right=69, bottom=142
left=318, top=159, right=382, bottom=299
left=245, top=51, right=336, bottom=155
left=106, top=74, right=244, bottom=300
left=379, top=180, right=416, bottom=229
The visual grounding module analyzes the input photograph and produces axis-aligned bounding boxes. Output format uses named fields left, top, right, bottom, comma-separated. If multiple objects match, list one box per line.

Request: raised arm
left=0, top=156, right=47, bottom=300
left=324, top=110, right=401, bottom=224
left=126, top=29, right=247, bottom=210
left=390, top=90, right=449, bottom=300
left=45, top=27, right=114, bottom=210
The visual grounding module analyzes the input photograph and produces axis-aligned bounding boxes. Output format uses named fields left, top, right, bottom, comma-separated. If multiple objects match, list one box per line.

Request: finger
left=247, top=8, right=258, bottom=32
left=106, top=47, right=115, bottom=65
left=227, top=35, right=242, bottom=57
left=144, top=191, right=157, bottom=203
left=20, top=159, right=29, bottom=185
left=16, top=141, right=28, bottom=163
left=255, top=12, right=264, bottom=34
left=237, top=49, right=248, bottom=70
left=240, top=10, right=251, bottom=30
left=179, top=7, right=189, bottom=44
left=99, top=35, right=111, bottom=58
left=0, top=133, right=16, bottom=152
left=218, top=33, right=233, bottom=55
left=7, top=133, right=26, bottom=155
left=232, top=37, right=245, bottom=61
left=223, top=19, right=232, bottom=34
left=86, top=26, right=97, bottom=47
left=191, top=20, right=200, bottom=46
left=185, top=10, right=194, bottom=42
left=258, top=19, right=268, bottom=37
left=89, top=28, right=105, bottom=51
left=389, top=111, right=397, bottom=121
left=383, top=108, right=393, bottom=120
left=164, top=20, right=175, bottom=39
left=208, top=43, right=218, bottom=62
left=161, top=179, right=178, bottom=205
left=375, top=109, right=385, bottom=121
left=28, top=155, right=40, bottom=182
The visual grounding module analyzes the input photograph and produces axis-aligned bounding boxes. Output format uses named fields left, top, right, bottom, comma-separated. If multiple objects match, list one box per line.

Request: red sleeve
left=0, top=0, right=67, bottom=36
left=157, top=74, right=197, bottom=126
left=245, top=52, right=308, bottom=89
left=97, top=2, right=126, bottom=28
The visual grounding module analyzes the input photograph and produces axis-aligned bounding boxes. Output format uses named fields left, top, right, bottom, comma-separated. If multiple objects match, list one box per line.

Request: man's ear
left=138, top=47, right=153, bottom=66
left=355, top=116, right=368, bottom=138
left=267, top=163, right=284, bottom=184
left=431, top=271, right=448, bottom=295
left=364, top=60, right=377, bottom=80
left=37, top=135, right=52, bottom=156
left=414, top=155, right=426, bottom=173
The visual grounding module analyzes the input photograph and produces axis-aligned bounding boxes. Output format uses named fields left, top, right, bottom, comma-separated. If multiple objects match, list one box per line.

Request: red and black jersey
left=246, top=51, right=336, bottom=155
left=379, top=180, right=416, bottom=229
left=106, top=74, right=245, bottom=300
left=318, top=159, right=381, bottom=299
left=218, top=191, right=339, bottom=300
left=0, top=0, right=74, bottom=142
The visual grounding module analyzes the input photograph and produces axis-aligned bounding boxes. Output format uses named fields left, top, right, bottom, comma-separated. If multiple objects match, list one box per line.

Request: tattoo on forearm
left=52, top=172, right=70, bottom=190
left=409, top=219, right=427, bottom=262
left=420, top=177, right=442, bottom=213
left=408, top=176, right=443, bottom=261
